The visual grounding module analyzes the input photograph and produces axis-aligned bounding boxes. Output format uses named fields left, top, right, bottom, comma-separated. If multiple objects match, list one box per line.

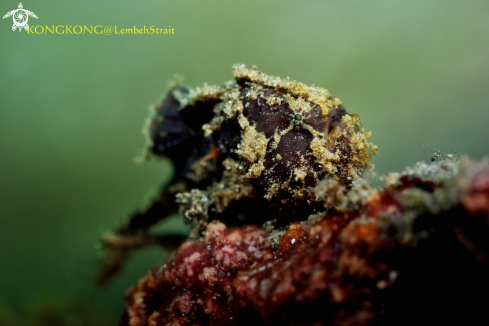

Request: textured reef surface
left=120, top=157, right=489, bottom=326
left=101, top=65, right=489, bottom=326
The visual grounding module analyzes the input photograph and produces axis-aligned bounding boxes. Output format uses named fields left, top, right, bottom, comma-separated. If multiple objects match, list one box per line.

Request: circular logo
left=13, top=9, right=27, bottom=25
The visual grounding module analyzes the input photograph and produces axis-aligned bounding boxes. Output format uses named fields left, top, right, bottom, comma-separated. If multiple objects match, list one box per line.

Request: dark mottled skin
left=263, top=129, right=320, bottom=189
left=149, top=87, right=217, bottom=178
left=128, top=66, right=376, bottom=231
left=240, top=84, right=291, bottom=138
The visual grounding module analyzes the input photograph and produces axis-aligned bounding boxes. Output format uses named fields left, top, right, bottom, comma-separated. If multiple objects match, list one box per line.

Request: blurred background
left=1, top=0, right=488, bottom=324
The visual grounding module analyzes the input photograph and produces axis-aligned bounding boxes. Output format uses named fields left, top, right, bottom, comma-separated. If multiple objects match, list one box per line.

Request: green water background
left=1, top=0, right=488, bottom=323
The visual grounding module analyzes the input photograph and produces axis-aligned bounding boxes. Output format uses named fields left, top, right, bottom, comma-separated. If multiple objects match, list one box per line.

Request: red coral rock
left=277, top=221, right=308, bottom=255
left=121, top=158, right=489, bottom=326
left=121, top=222, right=272, bottom=326
left=462, top=162, right=489, bottom=218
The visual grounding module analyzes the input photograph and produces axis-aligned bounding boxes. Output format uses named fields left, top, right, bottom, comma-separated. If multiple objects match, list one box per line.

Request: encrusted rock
left=120, top=158, right=489, bottom=326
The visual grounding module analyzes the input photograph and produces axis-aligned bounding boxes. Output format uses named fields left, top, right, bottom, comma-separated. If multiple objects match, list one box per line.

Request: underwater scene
left=1, top=1, right=489, bottom=325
